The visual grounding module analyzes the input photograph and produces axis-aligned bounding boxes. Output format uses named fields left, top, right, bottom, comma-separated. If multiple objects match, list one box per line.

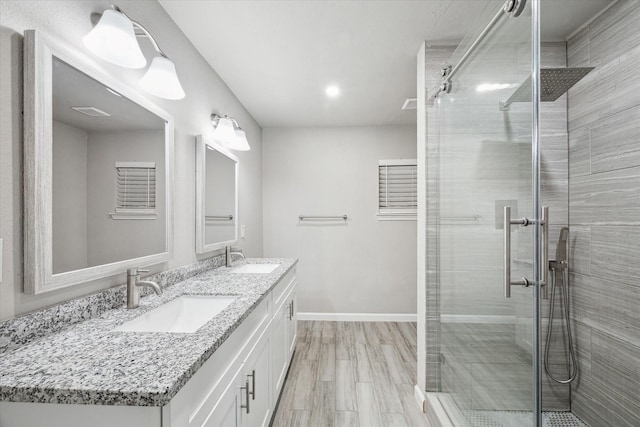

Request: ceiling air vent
left=401, top=98, right=417, bottom=110
left=71, top=106, right=111, bottom=117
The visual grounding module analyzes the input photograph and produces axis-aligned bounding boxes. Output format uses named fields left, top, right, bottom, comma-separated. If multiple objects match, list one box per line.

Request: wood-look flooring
left=272, top=321, right=431, bottom=427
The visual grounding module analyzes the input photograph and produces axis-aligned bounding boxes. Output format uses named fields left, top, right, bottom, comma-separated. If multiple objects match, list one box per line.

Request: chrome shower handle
left=503, top=206, right=531, bottom=298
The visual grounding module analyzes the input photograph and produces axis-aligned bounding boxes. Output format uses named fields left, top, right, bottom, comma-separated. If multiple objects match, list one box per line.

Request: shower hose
left=544, top=265, right=578, bottom=384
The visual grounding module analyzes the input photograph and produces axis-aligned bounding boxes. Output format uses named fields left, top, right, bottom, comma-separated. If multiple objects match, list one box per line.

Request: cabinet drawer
left=272, top=267, right=296, bottom=310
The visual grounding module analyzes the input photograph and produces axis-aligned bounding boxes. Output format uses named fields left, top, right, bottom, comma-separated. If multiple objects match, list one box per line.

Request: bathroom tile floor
left=459, top=410, right=587, bottom=427
left=272, top=320, right=431, bottom=427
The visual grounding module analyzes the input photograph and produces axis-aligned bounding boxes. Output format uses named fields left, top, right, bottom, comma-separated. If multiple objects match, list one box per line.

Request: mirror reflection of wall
left=51, top=57, right=167, bottom=274
left=204, top=146, right=236, bottom=245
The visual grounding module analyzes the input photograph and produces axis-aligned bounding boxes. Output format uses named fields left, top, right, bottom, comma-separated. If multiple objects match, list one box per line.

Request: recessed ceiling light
left=325, top=85, right=340, bottom=98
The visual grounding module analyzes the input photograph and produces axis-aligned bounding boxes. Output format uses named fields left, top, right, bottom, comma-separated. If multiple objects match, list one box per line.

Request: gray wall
left=52, top=120, right=88, bottom=273
left=86, top=130, right=166, bottom=266
left=205, top=149, right=236, bottom=244
left=567, top=1, right=640, bottom=425
left=0, top=0, right=263, bottom=320
left=262, top=126, right=417, bottom=315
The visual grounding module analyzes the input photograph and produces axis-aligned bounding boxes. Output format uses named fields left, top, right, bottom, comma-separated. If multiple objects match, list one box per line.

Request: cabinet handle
left=289, top=299, right=294, bottom=320
left=241, top=380, right=250, bottom=414
left=286, top=302, right=292, bottom=320
left=247, top=369, right=256, bottom=400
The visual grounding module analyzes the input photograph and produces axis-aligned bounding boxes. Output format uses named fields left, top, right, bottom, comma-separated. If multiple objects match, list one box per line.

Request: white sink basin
left=230, top=264, right=280, bottom=274
left=114, top=295, right=237, bottom=333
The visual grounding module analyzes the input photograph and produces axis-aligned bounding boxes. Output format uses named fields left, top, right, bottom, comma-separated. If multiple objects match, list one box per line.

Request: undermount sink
left=230, top=263, right=280, bottom=274
left=114, top=295, right=237, bottom=333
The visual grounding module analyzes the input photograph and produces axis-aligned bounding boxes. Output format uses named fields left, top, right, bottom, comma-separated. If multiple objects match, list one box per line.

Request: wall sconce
left=83, top=5, right=185, bottom=100
left=211, top=114, right=251, bottom=151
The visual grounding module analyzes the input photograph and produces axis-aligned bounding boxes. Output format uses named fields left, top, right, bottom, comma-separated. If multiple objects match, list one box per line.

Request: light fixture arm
left=111, top=5, right=166, bottom=57
left=211, top=114, right=241, bottom=130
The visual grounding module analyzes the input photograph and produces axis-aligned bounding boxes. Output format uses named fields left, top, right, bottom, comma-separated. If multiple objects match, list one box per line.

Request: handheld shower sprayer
left=544, top=227, right=578, bottom=384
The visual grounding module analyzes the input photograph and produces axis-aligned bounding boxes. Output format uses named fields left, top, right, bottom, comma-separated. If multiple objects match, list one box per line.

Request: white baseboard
left=297, top=312, right=417, bottom=322
left=413, top=384, right=426, bottom=413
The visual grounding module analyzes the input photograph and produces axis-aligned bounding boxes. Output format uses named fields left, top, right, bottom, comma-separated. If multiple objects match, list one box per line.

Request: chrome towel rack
left=441, top=215, right=481, bottom=221
left=299, top=215, right=348, bottom=221
left=206, top=215, right=234, bottom=221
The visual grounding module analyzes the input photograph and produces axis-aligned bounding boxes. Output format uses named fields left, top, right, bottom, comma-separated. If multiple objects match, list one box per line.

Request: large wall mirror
left=23, top=30, right=174, bottom=294
left=195, top=135, right=239, bottom=254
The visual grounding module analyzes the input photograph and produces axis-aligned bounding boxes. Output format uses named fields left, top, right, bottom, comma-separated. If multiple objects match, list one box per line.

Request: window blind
left=378, top=159, right=417, bottom=216
left=115, top=161, right=156, bottom=212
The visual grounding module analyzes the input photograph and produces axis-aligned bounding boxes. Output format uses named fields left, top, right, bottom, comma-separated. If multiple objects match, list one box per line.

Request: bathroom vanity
left=0, top=259, right=298, bottom=427
left=3, top=26, right=298, bottom=427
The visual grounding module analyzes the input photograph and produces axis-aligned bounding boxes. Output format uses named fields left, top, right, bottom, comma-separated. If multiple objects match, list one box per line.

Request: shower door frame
left=418, top=0, right=544, bottom=425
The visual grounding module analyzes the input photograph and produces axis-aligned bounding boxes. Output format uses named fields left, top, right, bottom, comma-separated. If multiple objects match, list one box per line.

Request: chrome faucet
left=126, top=268, right=162, bottom=309
left=225, top=246, right=246, bottom=267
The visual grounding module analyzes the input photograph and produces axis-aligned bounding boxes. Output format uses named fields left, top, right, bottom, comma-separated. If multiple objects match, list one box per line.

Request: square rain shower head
left=499, top=67, right=594, bottom=110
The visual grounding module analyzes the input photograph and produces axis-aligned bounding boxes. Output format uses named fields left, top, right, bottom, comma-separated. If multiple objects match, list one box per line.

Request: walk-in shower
left=419, top=0, right=640, bottom=426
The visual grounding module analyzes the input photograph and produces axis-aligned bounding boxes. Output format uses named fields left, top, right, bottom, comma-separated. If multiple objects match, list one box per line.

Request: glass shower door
left=434, top=0, right=541, bottom=425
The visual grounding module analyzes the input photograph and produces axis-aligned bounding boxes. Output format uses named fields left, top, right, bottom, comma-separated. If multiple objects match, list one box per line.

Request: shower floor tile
left=459, top=410, right=587, bottom=426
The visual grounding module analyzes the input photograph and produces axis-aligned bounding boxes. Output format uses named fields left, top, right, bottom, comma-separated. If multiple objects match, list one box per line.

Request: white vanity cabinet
left=165, top=268, right=297, bottom=427
left=270, top=269, right=298, bottom=400
left=241, top=326, right=272, bottom=427
left=287, top=289, right=297, bottom=357
left=0, top=267, right=297, bottom=427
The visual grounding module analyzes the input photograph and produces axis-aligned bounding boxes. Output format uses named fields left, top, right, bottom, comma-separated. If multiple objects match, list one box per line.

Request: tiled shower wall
left=566, top=1, right=640, bottom=425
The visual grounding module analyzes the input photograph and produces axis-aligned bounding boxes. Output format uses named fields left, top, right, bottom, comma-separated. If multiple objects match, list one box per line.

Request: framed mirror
left=23, top=30, right=174, bottom=294
left=195, top=135, right=239, bottom=254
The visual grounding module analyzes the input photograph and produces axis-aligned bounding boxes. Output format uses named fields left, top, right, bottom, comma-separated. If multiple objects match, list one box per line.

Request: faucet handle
left=127, top=267, right=150, bottom=276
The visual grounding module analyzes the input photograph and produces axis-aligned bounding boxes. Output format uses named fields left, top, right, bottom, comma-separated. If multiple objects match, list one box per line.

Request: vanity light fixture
left=211, top=114, right=251, bottom=151
left=83, top=5, right=185, bottom=100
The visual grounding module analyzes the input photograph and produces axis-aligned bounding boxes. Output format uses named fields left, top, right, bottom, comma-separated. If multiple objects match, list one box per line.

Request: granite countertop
left=0, top=258, right=297, bottom=406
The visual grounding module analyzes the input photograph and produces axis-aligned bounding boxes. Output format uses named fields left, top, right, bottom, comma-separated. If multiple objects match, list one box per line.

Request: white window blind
left=378, top=159, right=417, bottom=219
left=115, top=161, right=156, bottom=212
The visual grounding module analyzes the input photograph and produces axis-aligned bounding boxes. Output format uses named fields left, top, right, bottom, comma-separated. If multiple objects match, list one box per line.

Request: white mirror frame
left=195, top=135, right=239, bottom=254
left=23, top=30, right=174, bottom=294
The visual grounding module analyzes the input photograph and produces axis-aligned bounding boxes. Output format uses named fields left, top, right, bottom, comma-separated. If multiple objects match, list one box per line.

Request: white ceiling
left=159, top=0, right=612, bottom=128
left=53, top=57, right=165, bottom=132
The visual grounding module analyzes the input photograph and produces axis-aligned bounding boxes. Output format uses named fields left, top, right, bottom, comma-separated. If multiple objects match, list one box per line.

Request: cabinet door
left=242, top=329, right=271, bottom=427
left=286, top=289, right=297, bottom=357
left=271, top=299, right=289, bottom=399
left=201, top=366, right=244, bottom=427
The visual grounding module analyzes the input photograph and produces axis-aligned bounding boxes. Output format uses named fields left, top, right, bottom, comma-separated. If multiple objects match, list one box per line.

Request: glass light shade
left=83, top=9, right=147, bottom=69
left=139, top=56, right=186, bottom=100
left=230, top=128, right=251, bottom=151
left=212, top=117, right=238, bottom=145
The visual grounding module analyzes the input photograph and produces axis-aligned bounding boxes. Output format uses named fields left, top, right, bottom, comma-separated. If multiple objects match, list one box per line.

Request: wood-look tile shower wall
left=567, top=1, right=640, bottom=425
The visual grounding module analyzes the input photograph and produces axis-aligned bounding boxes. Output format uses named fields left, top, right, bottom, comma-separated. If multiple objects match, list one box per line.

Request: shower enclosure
left=419, top=0, right=639, bottom=426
